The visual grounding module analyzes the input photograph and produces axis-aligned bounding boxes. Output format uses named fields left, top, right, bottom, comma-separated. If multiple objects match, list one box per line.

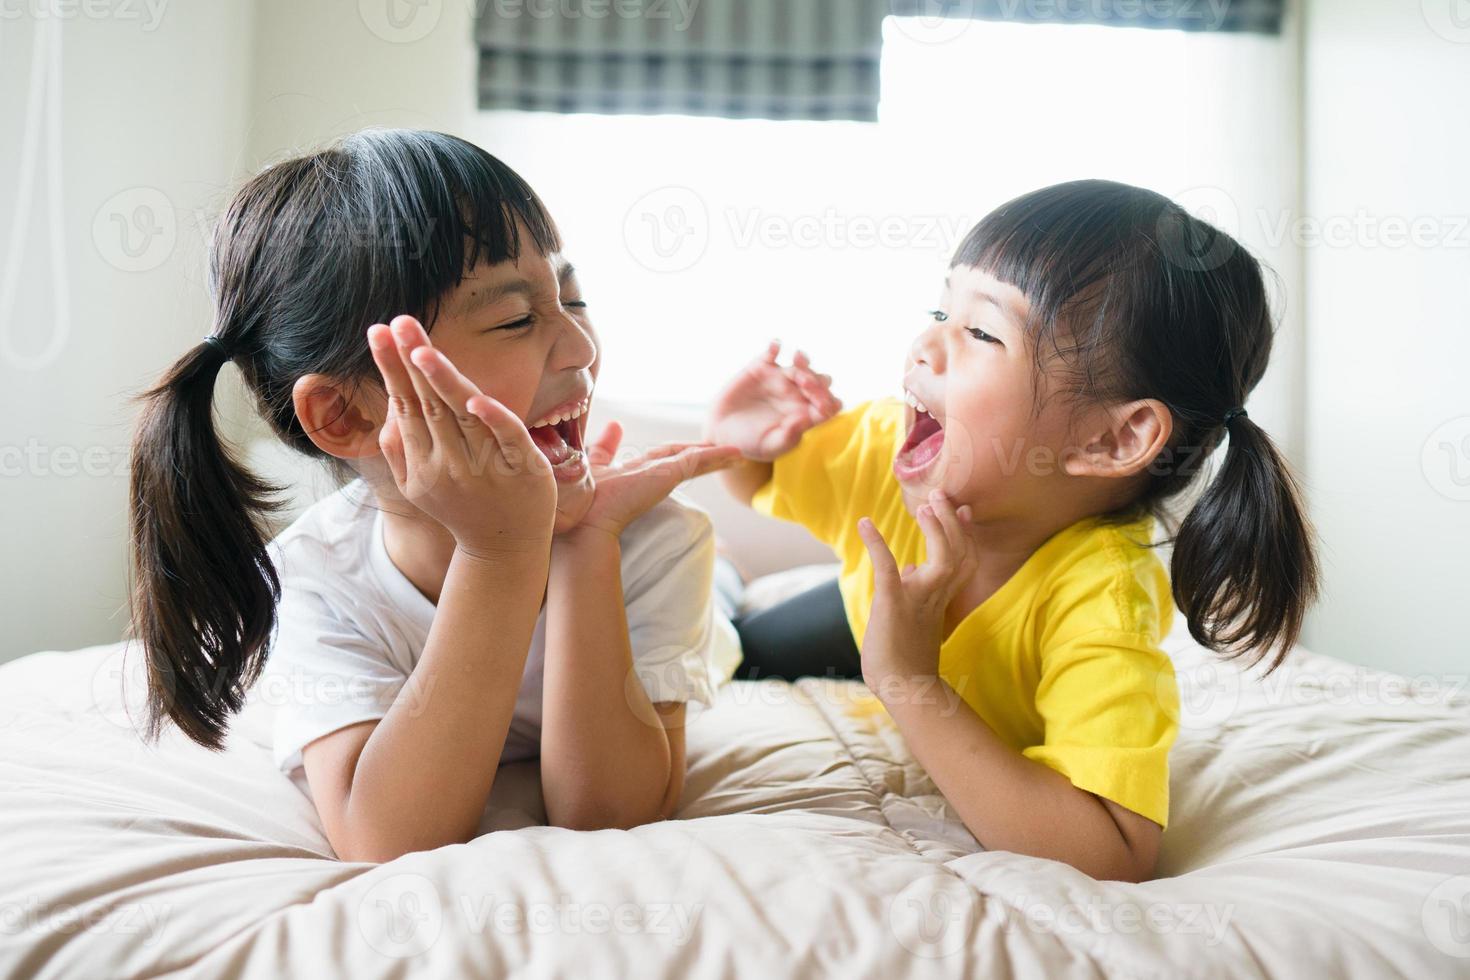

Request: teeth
left=904, top=390, right=929, bottom=415
left=531, top=398, right=590, bottom=430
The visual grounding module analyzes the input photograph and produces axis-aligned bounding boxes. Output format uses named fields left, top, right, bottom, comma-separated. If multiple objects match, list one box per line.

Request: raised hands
left=569, top=420, right=743, bottom=542
left=705, top=341, right=842, bottom=461
left=856, top=489, right=977, bottom=689
left=368, top=315, right=557, bottom=560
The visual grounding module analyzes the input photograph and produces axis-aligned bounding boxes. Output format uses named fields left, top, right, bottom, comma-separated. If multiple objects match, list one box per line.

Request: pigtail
left=127, top=339, right=285, bottom=749
left=1171, top=413, right=1320, bottom=672
left=124, top=129, right=564, bottom=748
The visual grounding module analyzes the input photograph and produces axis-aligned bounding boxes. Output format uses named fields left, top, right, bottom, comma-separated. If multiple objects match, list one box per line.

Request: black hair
left=952, top=178, right=1318, bottom=670
left=128, top=129, right=559, bottom=748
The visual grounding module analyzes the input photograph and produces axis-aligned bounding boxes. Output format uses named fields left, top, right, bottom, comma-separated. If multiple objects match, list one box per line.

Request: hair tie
left=1223, top=406, right=1248, bottom=427
left=201, top=335, right=233, bottom=361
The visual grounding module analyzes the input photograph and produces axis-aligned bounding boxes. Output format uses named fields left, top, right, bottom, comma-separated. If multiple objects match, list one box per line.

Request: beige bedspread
left=2, top=620, right=1468, bottom=978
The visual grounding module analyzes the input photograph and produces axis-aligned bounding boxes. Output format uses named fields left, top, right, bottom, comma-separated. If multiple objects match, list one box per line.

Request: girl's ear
left=1064, top=399, right=1172, bottom=479
left=291, top=374, right=382, bottom=460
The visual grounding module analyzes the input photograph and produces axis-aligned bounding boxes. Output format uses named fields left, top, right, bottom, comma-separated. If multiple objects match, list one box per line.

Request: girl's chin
left=894, top=453, right=948, bottom=495
left=551, top=475, right=595, bottom=534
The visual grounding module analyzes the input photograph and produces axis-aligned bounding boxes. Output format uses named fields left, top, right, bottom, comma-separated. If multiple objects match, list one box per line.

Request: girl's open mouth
left=894, top=399, right=944, bottom=482
left=527, top=396, right=591, bottom=483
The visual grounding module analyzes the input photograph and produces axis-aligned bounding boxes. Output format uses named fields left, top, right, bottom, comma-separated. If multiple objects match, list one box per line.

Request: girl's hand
left=369, top=316, right=557, bottom=559
left=856, top=490, right=977, bottom=694
left=565, top=421, right=743, bottom=543
left=704, top=341, right=842, bottom=461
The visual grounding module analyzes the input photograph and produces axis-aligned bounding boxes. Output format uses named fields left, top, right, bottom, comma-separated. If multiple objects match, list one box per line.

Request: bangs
left=949, top=180, right=1175, bottom=402
left=330, top=129, right=561, bottom=330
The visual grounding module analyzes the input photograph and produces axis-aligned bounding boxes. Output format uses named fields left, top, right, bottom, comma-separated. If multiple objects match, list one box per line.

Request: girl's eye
left=928, top=309, right=949, bottom=322
left=966, top=327, right=1001, bottom=344
left=489, top=315, right=534, bottom=333
left=563, top=300, right=588, bottom=311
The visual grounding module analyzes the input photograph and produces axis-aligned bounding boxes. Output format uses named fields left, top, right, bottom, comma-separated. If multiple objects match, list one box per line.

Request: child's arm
left=856, top=492, right=1161, bottom=882
left=704, top=341, right=842, bottom=506
left=301, top=319, right=557, bottom=862
left=303, top=548, right=547, bottom=861
left=540, top=425, right=740, bottom=829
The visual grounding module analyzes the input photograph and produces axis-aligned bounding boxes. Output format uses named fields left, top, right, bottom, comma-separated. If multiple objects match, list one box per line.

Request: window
left=472, top=18, right=1246, bottom=407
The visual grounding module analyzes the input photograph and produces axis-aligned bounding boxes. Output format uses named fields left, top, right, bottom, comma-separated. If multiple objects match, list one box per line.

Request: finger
left=639, top=441, right=716, bottom=461
left=377, top=414, right=406, bottom=487
left=635, top=443, right=740, bottom=481
left=789, top=365, right=841, bottom=418
left=762, top=413, right=811, bottom=457
left=464, top=393, right=540, bottom=476
left=927, top=490, right=967, bottom=559
left=409, top=345, right=492, bottom=458
left=858, top=517, right=901, bottom=591
left=368, top=323, right=431, bottom=467
left=588, top=420, right=623, bottom=467
left=953, top=504, right=979, bottom=576
left=915, top=503, right=952, bottom=574
left=759, top=340, right=782, bottom=365
left=786, top=354, right=825, bottom=387
left=389, top=316, right=456, bottom=447
left=641, top=445, right=743, bottom=482
left=402, top=339, right=467, bottom=456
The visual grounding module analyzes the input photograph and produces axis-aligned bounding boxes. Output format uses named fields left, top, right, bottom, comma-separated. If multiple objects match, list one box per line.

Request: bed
left=1, top=596, right=1467, bottom=978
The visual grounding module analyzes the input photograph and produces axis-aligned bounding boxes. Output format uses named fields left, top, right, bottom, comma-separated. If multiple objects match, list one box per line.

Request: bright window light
left=474, top=19, right=1193, bottom=407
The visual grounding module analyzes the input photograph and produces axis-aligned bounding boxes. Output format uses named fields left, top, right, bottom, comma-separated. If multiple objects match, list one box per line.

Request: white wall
left=0, top=1, right=254, bottom=661
left=1301, top=0, right=1470, bottom=675
left=0, top=0, right=489, bottom=663
left=5, top=1, right=1463, bottom=675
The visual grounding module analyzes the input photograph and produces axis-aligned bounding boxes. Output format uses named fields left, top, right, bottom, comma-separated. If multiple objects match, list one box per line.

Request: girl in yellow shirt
left=706, top=179, right=1319, bottom=882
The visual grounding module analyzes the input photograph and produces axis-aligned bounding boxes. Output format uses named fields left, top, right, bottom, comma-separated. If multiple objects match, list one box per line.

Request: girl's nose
left=910, top=320, right=947, bottom=374
left=553, top=310, right=598, bottom=373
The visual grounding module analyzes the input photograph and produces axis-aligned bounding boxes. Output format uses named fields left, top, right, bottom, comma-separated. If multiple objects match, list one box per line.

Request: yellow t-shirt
left=752, top=399, right=1180, bottom=828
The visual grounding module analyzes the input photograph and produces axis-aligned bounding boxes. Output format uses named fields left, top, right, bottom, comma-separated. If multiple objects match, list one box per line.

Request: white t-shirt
left=247, top=479, right=740, bottom=774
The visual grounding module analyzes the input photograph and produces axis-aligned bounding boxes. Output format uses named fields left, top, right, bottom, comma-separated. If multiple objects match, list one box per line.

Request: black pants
left=726, top=574, right=863, bottom=682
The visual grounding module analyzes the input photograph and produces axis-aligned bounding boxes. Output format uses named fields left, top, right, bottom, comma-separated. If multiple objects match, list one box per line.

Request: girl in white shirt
left=126, top=128, right=741, bottom=860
